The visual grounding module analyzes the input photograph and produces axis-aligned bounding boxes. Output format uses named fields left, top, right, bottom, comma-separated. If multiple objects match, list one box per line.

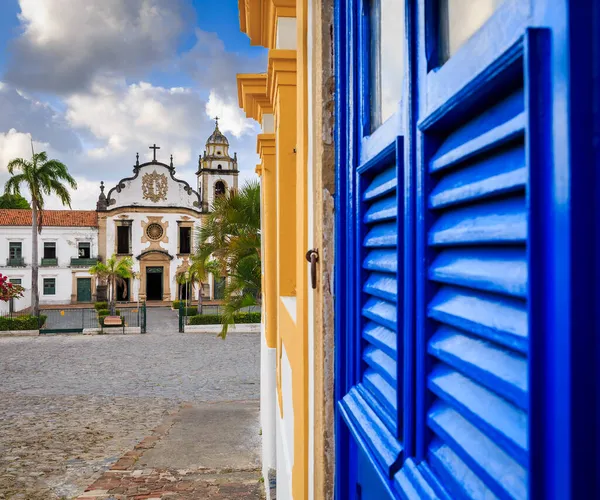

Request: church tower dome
left=196, top=117, right=239, bottom=212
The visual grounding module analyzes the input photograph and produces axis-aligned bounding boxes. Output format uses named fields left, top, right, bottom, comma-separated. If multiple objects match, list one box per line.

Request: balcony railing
left=41, top=258, right=58, bottom=266
left=7, top=257, right=25, bottom=267
left=70, top=257, right=99, bottom=267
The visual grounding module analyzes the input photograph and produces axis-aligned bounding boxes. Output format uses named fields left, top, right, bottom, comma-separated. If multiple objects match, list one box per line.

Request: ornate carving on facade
left=142, top=170, right=168, bottom=202
left=141, top=216, right=169, bottom=251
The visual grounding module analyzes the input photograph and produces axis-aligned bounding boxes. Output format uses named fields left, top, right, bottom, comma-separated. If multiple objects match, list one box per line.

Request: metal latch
left=305, top=248, right=319, bottom=290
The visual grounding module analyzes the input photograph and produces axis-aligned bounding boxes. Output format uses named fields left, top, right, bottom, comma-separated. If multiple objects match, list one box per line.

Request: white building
left=0, top=122, right=239, bottom=311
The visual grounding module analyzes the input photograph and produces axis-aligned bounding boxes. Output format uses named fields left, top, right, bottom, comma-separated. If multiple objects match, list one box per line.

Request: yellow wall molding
left=239, top=0, right=296, bottom=48
left=267, top=50, right=297, bottom=108
left=257, top=133, right=276, bottom=158
left=237, top=73, right=273, bottom=124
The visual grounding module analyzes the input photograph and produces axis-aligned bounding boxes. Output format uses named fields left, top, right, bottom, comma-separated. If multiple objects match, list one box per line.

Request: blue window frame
left=335, top=0, right=600, bottom=498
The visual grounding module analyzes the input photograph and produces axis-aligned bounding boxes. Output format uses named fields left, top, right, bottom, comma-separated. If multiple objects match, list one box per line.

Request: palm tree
left=90, top=255, right=134, bottom=315
left=4, top=151, right=77, bottom=316
left=197, top=180, right=261, bottom=337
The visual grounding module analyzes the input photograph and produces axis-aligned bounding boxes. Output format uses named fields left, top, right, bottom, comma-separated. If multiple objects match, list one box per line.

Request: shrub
left=188, top=314, right=220, bottom=325
left=97, top=309, right=110, bottom=317
left=0, top=315, right=47, bottom=331
left=94, top=302, right=108, bottom=311
left=233, top=312, right=261, bottom=324
left=187, top=312, right=261, bottom=326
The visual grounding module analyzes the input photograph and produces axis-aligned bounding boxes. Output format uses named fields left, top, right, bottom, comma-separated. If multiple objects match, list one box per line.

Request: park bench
left=102, top=315, right=124, bottom=334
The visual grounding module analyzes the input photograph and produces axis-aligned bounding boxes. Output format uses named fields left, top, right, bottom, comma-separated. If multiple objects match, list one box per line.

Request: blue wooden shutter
left=407, top=86, right=529, bottom=498
left=339, top=143, right=404, bottom=481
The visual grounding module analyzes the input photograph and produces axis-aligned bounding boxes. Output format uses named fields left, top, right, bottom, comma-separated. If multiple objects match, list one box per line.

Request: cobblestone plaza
left=0, top=309, right=261, bottom=499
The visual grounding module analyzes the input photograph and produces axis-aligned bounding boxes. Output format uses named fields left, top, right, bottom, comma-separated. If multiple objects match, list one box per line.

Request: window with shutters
left=44, top=242, right=56, bottom=259
left=43, top=278, right=56, bottom=295
left=117, top=223, right=131, bottom=254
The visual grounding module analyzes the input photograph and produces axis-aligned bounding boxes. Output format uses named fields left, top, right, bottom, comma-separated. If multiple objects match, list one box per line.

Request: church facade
left=0, top=121, right=238, bottom=311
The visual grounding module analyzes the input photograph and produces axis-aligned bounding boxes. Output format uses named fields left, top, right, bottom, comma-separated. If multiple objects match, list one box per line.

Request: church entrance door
left=146, top=267, right=163, bottom=301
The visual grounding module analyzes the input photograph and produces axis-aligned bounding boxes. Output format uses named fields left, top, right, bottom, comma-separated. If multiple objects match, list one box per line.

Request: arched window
left=217, top=164, right=222, bottom=170
left=215, top=181, right=226, bottom=197
left=217, top=151, right=222, bottom=155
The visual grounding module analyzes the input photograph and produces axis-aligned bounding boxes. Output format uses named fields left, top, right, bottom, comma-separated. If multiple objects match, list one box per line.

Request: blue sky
left=0, top=0, right=267, bottom=208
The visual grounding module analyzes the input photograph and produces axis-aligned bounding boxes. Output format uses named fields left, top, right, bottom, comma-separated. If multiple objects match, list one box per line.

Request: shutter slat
left=363, top=297, right=397, bottom=331
left=365, top=194, right=398, bottom=223
left=364, top=166, right=397, bottom=200
left=357, top=384, right=397, bottom=436
left=364, top=222, right=398, bottom=248
left=429, top=248, right=527, bottom=298
left=430, top=147, right=526, bottom=209
left=429, top=197, right=527, bottom=246
left=363, top=322, right=397, bottom=359
left=364, top=369, right=397, bottom=416
left=428, top=286, right=528, bottom=353
left=428, top=327, right=528, bottom=409
left=363, top=345, right=397, bottom=386
left=340, top=387, right=402, bottom=473
left=364, top=272, right=398, bottom=302
left=363, top=250, right=397, bottom=273
left=428, top=365, right=527, bottom=465
left=428, top=440, right=499, bottom=500
left=428, top=402, right=527, bottom=500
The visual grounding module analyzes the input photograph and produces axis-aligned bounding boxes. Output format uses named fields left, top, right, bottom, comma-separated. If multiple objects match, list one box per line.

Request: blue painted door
left=335, top=0, right=600, bottom=498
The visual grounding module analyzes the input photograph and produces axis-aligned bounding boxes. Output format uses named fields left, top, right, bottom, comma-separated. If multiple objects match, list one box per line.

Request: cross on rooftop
left=149, top=143, right=160, bottom=161
left=214, top=116, right=219, bottom=127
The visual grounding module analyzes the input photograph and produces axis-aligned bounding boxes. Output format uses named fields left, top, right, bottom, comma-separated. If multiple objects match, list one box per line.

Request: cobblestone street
left=0, top=310, right=261, bottom=499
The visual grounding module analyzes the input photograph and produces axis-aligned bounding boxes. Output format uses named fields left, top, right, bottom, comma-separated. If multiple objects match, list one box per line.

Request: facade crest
left=142, top=170, right=168, bottom=202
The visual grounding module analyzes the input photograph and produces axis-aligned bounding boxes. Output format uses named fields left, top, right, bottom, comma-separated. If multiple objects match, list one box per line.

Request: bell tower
left=196, top=118, right=239, bottom=212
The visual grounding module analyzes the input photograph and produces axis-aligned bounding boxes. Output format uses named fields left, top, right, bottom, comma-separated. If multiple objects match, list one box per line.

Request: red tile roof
left=0, top=209, right=98, bottom=227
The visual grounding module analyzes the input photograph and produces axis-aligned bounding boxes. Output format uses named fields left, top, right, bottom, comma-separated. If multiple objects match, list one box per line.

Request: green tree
left=197, top=181, right=261, bottom=337
left=4, top=151, right=77, bottom=316
left=0, top=193, right=30, bottom=209
left=90, top=255, right=134, bottom=315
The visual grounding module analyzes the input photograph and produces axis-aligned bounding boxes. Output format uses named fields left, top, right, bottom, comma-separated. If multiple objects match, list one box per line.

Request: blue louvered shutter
left=406, top=87, right=529, bottom=498
left=339, top=144, right=404, bottom=482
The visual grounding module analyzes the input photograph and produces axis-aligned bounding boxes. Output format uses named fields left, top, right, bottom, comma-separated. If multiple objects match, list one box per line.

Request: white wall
left=0, top=225, right=98, bottom=311
left=276, top=18, right=297, bottom=49
left=276, top=344, right=294, bottom=499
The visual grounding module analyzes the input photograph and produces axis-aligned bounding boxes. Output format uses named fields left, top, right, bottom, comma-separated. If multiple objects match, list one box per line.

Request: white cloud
left=5, top=0, right=193, bottom=92
left=205, top=91, right=256, bottom=138
left=0, top=129, right=49, bottom=174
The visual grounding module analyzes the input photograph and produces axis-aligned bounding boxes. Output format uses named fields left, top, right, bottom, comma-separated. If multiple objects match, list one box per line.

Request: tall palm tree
left=197, top=180, right=261, bottom=337
left=4, top=151, right=77, bottom=316
left=89, top=255, right=134, bottom=315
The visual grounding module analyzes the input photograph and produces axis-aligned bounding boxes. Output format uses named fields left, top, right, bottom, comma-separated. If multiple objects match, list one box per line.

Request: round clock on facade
left=146, top=223, right=164, bottom=240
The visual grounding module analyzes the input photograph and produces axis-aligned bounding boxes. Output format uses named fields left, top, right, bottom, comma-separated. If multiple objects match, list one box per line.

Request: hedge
left=94, top=302, right=108, bottom=311
left=97, top=309, right=120, bottom=317
left=188, top=312, right=261, bottom=326
left=0, top=315, right=47, bottom=331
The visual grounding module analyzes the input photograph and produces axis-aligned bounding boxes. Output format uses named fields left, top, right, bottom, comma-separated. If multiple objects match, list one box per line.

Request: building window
left=369, top=0, right=404, bottom=130
left=9, top=242, right=22, bottom=260
left=117, top=224, right=131, bottom=254
left=215, top=181, right=226, bottom=197
left=43, top=242, right=56, bottom=259
left=179, top=226, right=191, bottom=254
left=217, top=151, right=222, bottom=155
left=438, top=0, right=503, bottom=64
left=43, top=278, right=56, bottom=295
left=78, top=242, right=91, bottom=258
left=217, top=164, right=222, bottom=170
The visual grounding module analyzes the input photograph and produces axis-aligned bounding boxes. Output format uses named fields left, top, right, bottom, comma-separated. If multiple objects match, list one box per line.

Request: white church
left=0, top=120, right=239, bottom=311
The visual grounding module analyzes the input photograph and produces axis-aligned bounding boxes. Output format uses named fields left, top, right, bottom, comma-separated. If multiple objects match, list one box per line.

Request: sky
left=0, top=0, right=267, bottom=209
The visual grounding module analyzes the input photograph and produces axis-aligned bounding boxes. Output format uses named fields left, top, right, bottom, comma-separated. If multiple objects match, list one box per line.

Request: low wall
left=0, top=330, right=39, bottom=337
left=82, top=327, right=142, bottom=335
left=184, top=324, right=261, bottom=334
